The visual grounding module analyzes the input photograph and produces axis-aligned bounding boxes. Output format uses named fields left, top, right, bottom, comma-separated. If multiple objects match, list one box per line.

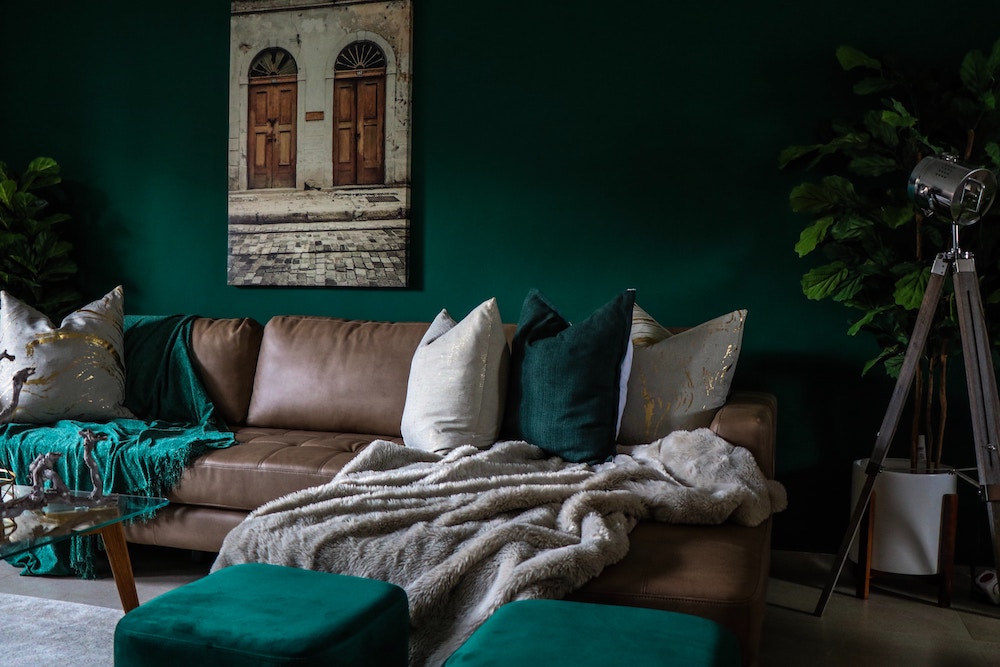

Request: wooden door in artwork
left=333, top=41, right=387, bottom=186
left=333, top=77, right=385, bottom=185
left=247, top=48, right=298, bottom=189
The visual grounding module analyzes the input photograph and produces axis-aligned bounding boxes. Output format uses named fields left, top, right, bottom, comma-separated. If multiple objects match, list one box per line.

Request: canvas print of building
left=228, top=0, right=412, bottom=287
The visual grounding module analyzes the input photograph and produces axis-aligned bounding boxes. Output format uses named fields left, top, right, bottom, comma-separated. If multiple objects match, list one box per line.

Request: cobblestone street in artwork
left=227, top=187, right=409, bottom=287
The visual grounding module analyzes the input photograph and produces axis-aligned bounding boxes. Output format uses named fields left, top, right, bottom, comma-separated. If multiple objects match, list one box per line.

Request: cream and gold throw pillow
left=0, top=286, right=133, bottom=424
left=400, top=297, right=509, bottom=453
left=618, top=306, right=746, bottom=446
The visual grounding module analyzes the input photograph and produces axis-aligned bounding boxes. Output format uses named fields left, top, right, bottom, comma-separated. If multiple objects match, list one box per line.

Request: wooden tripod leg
left=856, top=491, right=876, bottom=600
left=953, top=257, right=1000, bottom=575
left=937, top=493, right=958, bottom=608
left=814, top=256, right=949, bottom=617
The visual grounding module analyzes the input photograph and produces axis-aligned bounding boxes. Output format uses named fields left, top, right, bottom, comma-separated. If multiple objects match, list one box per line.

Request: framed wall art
left=227, top=0, right=413, bottom=287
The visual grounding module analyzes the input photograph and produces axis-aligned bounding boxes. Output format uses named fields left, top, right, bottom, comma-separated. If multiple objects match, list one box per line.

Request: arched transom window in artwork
left=249, top=47, right=298, bottom=79
left=335, top=41, right=386, bottom=76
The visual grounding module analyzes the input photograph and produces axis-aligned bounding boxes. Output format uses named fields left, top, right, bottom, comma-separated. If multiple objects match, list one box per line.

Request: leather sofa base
left=127, top=506, right=769, bottom=666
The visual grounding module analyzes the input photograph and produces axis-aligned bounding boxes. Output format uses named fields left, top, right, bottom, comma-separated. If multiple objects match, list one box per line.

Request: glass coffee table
left=0, top=485, right=168, bottom=612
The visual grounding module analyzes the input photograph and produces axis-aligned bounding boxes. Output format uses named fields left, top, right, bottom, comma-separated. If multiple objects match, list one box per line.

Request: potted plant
left=0, top=156, right=81, bottom=320
left=779, top=40, right=1000, bottom=470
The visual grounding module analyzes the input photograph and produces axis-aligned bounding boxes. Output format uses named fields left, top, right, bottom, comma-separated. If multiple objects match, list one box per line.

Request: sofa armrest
left=710, top=391, right=776, bottom=479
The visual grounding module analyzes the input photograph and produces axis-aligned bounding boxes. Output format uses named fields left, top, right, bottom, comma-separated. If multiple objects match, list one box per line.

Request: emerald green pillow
left=503, top=289, right=635, bottom=463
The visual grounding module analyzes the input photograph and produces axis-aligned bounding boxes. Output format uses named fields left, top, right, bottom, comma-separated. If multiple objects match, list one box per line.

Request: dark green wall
left=3, top=0, right=999, bottom=553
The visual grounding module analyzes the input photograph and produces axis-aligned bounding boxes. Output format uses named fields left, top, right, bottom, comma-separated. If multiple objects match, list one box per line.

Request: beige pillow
left=401, top=298, right=509, bottom=453
left=618, top=306, right=746, bottom=446
left=0, top=286, right=133, bottom=424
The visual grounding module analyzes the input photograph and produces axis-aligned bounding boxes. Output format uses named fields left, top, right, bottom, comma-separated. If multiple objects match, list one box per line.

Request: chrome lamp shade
left=908, top=155, right=998, bottom=225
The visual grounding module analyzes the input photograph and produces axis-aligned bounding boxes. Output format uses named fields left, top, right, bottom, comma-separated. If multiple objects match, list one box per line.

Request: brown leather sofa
left=124, top=314, right=777, bottom=666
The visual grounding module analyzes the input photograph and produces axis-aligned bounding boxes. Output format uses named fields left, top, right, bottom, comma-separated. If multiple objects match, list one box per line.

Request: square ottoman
left=115, top=563, right=409, bottom=667
left=443, top=599, right=740, bottom=666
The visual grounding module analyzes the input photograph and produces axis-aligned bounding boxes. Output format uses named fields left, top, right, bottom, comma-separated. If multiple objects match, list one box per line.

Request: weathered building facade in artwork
left=227, top=0, right=413, bottom=289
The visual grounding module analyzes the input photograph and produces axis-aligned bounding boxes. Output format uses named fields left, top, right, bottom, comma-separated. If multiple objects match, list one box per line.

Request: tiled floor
left=2, top=546, right=999, bottom=665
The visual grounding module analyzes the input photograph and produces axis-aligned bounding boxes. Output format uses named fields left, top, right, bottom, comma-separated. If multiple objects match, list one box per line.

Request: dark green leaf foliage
left=780, top=40, right=1000, bottom=381
left=0, top=158, right=81, bottom=318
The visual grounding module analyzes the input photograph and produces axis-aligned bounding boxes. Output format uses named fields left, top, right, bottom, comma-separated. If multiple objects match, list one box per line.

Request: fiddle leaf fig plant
left=780, top=41, right=1000, bottom=467
left=0, top=157, right=81, bottom=319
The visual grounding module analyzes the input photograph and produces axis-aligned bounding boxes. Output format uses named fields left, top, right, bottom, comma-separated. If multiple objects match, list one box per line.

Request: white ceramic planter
left=849, top=457, right=958, bottom=575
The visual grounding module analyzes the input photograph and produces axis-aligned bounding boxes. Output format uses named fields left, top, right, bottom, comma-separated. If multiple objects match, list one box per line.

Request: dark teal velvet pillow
left=503, top=288, right=635, bottom=464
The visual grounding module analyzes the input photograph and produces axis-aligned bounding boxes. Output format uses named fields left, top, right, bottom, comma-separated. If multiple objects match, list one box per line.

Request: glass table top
left=0, top=485, right=168, bottom=559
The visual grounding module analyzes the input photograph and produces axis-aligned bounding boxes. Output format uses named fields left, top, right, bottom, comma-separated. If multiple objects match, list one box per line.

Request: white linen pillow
left=401, top=297, right=509, bottom=453
left=618, top=306, right=746, bottom=446
left=0, top=286, right=133, bottom=424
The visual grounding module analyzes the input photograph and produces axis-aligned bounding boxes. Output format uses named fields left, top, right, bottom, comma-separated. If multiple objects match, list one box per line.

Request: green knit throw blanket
left=0, top=314, right=236, bottom=577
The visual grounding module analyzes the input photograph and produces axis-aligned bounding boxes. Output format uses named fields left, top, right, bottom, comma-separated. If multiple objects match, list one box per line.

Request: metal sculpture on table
left=80, top=428, right=108, bottom=500
left=0, top=430, right=112, bottom=519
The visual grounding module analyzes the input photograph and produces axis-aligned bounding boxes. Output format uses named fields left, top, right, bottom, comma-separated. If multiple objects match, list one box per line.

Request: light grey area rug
left=0, top=593, right=122, bottom=666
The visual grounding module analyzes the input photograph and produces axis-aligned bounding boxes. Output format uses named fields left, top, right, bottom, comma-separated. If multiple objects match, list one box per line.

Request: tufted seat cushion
left=167, top=428, right=401, bottom=511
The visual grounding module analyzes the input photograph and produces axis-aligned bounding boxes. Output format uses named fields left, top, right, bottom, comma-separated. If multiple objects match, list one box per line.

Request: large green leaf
left=880, top=204, right=913, bottom=229
left=853, top=77, right=895, bottom=96
left=893, top=267, right=930, bottom=310
left=0, top=179, right=16, bottom=210
left=789, top=176, right=858, bottom=214
left=862, top=344, right=899, bottom=376
left=984, top=90, right=997, bottom=111
left=961, top=48, right=990, bottom=95
left=883, top=353, right=905, bottom=378
left=831, top=214, right=875, bottom=242
left=19, top=157, right=61, bottom=192
left=987, top=142, right=1000, bottom=170
left=848, top=307, right=890, bottom=336
left=836, top=45, right=881, bottom=71
left=778, top=133, right=868, bottom=169
left=881, top=100, right=917, bottom=128
left=832, top=274, right=864, bottom=302
left=794, top=216, right=834, bottom=257
left=802, top=261, right=849, bottom=300
left=863, top=109, right=899, bottom=146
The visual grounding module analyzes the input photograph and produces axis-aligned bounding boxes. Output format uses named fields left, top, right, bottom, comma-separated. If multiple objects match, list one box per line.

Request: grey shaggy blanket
left=213, top=428, right=786, bottom=666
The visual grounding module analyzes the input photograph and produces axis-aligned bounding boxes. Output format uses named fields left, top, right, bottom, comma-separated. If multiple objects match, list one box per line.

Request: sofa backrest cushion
left=246, top=315, right=429, bottom=435
left=189, top=317, right=265, bottom=426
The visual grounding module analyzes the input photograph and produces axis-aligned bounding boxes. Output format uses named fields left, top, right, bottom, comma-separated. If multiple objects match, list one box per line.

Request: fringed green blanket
left=0, top=314, right=236, bottom=577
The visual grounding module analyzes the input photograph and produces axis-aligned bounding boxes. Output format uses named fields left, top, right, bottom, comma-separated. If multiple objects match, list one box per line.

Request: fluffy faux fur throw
left=214, top=428, right=786, bottom=666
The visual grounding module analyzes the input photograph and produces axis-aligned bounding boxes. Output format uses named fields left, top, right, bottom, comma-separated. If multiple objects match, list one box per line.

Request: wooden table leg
left=98, top=521, right=140, bottom=612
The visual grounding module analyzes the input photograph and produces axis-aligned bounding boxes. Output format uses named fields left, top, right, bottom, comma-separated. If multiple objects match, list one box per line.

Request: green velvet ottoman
left=114, top=563, right=409, bottom=667
left=444, top=599, right=740, bottom=666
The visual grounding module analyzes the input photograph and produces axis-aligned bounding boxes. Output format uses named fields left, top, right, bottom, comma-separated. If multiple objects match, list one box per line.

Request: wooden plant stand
left=855, top=490, right=960, bottom=607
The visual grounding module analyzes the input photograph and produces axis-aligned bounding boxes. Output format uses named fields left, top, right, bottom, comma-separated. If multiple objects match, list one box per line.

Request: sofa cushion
left=503, top=289, right=635, bottom=464
left=0, top=286, right=132, bottom=424
left=618, top=308, right=746, bottom=446
left=401, top=298, right=509, bottom=453
left=189, top=317, right=264, bottom=426
left=246, top=316, right=428, bottom=435
left=168, top=427, right=401, bottom=510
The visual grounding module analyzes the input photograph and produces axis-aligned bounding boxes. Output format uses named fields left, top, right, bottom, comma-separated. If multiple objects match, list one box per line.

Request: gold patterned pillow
left=618, top=307, right=745, bottom=446
left=0, top=286, right=133, bottom=424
